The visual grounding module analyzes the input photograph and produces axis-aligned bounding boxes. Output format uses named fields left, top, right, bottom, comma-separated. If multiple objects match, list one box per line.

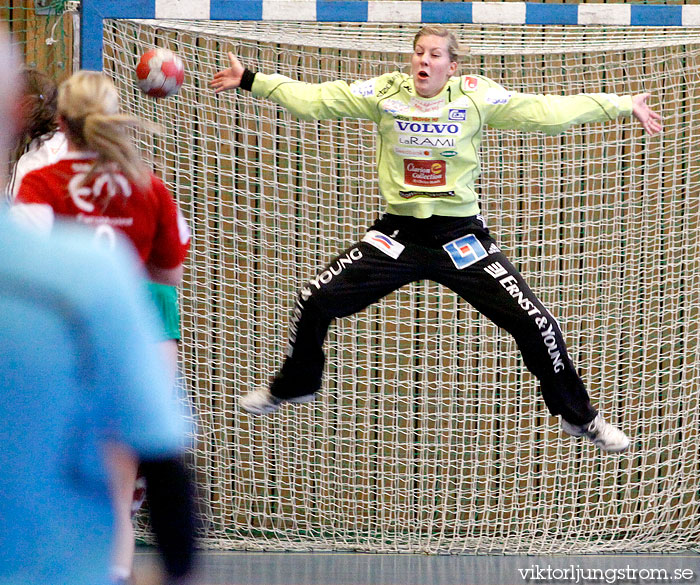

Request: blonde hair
left=413, top=25, right=464, bottom=62
left=58, top=71, right=150, bottom=188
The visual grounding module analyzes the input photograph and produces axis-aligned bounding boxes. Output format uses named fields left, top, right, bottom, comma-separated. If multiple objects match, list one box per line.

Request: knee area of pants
left=508, top=315, right=546, bottom=335
left=297, top=285, right=329, bottom=312
left=299, top=284, right=349, bottom=321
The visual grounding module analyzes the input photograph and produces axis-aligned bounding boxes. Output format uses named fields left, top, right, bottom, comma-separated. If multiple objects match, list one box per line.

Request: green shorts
left=146, top=282, right=181, bottom=341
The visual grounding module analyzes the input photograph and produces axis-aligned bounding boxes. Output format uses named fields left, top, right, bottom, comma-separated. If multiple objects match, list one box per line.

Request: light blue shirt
left=0, top=216, right=185, bottom=585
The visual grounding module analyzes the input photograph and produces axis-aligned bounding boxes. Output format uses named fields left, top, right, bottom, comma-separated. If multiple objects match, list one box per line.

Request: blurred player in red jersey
left=12, top=70, right=191, bottom=585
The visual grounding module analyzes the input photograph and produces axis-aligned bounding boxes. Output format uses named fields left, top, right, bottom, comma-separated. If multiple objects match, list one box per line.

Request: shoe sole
left=561, top=420, right=586, bottom=437
left=562, top=417, right=631, bottom=453
left=561, top=421, right=630, bottom=453
left=287, top=394, right=316, bottom=404
left=241, top=403, right=279, bottom=415
left=594, top=440, right=631, bottom=454
left=241, top=393, right=316, bottom=415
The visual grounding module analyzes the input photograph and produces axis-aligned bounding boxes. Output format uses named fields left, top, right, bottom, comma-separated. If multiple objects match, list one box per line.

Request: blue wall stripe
left=422, top=2, right=473, bottom=24
left=526, top=3, right=578, bottom=26
left=82, top=0, right=156, bottom=70
left=631, top=5, right=682, bottom=26
left=81, top=1, right=695, bottom=71
left=317, top=1, right=367, bottom=22
left=211, top=0, right=262, bottom=21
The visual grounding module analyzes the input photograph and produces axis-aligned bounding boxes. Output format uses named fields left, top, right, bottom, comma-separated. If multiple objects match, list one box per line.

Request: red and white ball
left=135, top=48, right=184, bottom=99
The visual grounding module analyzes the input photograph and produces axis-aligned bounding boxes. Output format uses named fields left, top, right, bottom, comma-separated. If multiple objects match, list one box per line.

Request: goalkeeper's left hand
left=210, top=52, right=245, bottom=93
left=632, top=93, right=662, bottom=135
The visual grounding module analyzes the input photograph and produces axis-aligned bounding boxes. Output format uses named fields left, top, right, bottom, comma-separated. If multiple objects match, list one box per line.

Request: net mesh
left=102, top=19, right=700, bottom=554
left=2, top=1, right=74, bottom=77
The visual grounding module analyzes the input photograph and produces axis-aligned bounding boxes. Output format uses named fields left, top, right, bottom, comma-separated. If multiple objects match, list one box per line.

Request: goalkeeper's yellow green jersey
left=251, top=71, right=633, bottom=219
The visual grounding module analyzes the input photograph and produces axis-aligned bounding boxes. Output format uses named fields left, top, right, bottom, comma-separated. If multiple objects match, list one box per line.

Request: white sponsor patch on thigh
left=362, top=230, right=405, bottom=259
left=443, top=233, right=488, bottom=269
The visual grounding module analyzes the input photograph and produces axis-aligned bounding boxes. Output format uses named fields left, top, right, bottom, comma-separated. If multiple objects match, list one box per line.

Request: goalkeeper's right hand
left=210, top=52, right=245, bottom=93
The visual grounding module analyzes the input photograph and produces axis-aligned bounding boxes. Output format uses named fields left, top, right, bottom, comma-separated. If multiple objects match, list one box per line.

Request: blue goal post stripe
left=81, top=0, right=697, bottom=70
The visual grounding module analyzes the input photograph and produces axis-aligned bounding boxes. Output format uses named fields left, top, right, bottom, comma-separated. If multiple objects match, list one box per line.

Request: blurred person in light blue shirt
left=0, top=26, right=195, bottom=585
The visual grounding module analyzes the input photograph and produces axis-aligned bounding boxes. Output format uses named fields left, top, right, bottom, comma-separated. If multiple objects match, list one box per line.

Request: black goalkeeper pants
left=269, top=213, right=597, bottom=426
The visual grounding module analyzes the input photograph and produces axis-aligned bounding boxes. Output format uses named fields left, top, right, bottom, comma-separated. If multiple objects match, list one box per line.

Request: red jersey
left=14, top=152, right=189, bottom=269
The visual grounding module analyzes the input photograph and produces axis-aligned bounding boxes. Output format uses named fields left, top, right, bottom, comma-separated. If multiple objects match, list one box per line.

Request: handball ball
left=136, top=48, right=184, bottom=98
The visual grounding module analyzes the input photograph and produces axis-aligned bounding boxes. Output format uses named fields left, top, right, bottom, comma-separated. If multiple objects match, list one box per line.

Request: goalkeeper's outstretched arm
left=210, top=51, right=379, bottom=122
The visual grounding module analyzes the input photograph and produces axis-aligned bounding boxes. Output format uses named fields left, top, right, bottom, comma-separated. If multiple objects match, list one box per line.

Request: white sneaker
left=561, top=414, right=630, bottom=453
left=240, top=388, right=316, bottom=415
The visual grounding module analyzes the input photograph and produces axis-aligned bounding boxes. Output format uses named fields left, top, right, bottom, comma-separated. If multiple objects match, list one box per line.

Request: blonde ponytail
left=58, top=71, right=153, bottom=189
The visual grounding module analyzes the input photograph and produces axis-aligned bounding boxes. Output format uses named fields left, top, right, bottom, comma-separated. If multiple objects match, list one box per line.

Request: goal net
left=102, top=19, right=700, bottom=554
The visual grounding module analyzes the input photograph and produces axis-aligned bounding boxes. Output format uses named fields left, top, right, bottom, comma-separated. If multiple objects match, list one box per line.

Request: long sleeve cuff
left=240, top=68, right=256, bottom=91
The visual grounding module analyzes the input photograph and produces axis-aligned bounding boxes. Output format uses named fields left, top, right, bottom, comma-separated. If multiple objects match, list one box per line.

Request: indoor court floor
left=135, top=548, right=700, bottom=585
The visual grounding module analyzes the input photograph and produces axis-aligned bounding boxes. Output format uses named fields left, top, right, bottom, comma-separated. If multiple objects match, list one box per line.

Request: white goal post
left=85, top=0, right=700, bottom=553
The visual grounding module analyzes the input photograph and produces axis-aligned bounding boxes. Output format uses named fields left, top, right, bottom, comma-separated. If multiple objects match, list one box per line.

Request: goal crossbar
left=81, top=0, right=700, bottom=69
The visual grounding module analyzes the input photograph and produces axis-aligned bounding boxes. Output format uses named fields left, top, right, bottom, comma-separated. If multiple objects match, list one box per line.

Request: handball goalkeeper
left=211, top=25, right=661, bottom=453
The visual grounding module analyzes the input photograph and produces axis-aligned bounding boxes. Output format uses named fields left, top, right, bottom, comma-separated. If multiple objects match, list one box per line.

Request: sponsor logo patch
left=404, top=159, right=446, bottom=187
left=485, top=88, right=513, bottom=105
left=362, top=230, right=405, bottom=259
left=382, top=99, right=411, bottom=116
left=443, top=234, right=488, bottom=269
left=376, top=79, right=396, bottom=97
left=410, top=96, right=446, bottom=113
left=350, top=80, right=375, bottom=97
left=395, top=120, right=460, bottom=135
left=397, top=135, right=456, bottom=148
left=394, top=146, right=432, bottom=157
left=484, top=261, right=508, bottom=278
left=462, top=76, right=479, bottom=92
left=447, top=109, right=467, bottom=121
left=439, top=150, right=458, bottom=158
